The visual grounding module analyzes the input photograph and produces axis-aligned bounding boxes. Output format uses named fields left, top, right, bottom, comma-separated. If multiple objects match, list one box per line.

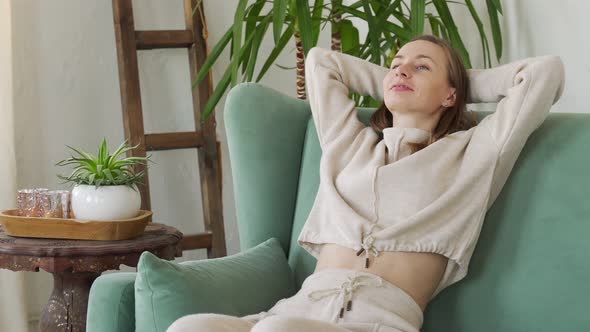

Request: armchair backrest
left=225, top=83, right=590, bottom=331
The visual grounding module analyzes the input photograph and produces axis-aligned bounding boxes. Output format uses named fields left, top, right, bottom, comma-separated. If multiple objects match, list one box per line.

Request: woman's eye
left=390, top=64, right=429, bottom=71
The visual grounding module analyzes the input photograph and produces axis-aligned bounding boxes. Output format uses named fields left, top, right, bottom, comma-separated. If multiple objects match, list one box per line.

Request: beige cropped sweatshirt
left=297, top=46, right=565, bottom=299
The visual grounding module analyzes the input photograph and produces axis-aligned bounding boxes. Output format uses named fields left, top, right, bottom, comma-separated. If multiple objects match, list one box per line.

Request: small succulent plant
left=56, top=138, right=152, bottom=189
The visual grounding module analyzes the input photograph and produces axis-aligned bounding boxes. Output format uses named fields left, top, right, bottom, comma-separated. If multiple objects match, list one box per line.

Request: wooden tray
left=0, top=209, right=152, bottom=241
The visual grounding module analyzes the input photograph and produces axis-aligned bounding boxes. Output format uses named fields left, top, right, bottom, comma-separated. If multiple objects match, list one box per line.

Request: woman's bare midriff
left=314, top=243, right=448, bottom=312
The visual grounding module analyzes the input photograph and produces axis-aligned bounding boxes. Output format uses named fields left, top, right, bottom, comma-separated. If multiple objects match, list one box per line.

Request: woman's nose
left=395, top=64, right=411, bottom=78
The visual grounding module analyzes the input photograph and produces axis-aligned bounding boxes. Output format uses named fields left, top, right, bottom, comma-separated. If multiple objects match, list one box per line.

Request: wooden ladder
left=111, top=0, right=226, bottom=258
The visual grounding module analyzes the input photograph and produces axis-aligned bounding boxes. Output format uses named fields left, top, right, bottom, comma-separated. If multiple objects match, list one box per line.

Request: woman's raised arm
left=468, top=55, right=565, bottom=148
left=305, top=47, right=389, bottom=148
left=468, top=55, right=566, bottom=207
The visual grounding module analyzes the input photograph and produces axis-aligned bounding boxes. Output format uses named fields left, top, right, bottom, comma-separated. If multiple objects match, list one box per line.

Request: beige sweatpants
left=166, top=268, right=423, bottom=332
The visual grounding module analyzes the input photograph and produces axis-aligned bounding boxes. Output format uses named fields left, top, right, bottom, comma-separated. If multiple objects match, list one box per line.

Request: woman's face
left=383, top=40, right=456, bottom=117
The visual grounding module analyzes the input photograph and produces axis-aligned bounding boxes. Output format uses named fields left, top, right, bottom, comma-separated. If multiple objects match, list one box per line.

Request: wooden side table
left=0, top=223, right=182, bottom=332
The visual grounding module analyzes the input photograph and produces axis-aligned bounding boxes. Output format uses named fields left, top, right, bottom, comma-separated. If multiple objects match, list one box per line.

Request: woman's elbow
left=536, top=55, right=566, bottom=104
left=305, top=47, right=324, bottom=69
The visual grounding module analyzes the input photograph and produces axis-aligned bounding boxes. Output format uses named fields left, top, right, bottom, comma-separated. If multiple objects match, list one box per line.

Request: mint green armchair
left=87, top=82, right=590, bottom=331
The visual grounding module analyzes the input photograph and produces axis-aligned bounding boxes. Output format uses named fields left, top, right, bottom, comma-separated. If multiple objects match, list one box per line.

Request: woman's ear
left=442, top=88, right=457, bottom=108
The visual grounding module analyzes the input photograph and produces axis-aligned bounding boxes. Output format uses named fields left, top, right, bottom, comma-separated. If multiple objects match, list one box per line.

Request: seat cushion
left=134, top=237, right=296, bottom=332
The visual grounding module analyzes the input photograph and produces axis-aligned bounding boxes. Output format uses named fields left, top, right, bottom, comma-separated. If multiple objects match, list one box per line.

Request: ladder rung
left=180, top=232, right=213, bottom=251
left=145, top=132, right=203, bottom=151
left=135, top=30, right=194, bottom=50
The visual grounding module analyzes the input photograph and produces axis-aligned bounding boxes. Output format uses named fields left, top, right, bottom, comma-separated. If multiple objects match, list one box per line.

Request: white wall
left=9, top=0, right=588, bottom=326
left=456, top=0, right=586, bottom=113
left=10, top=0, right=325, bottom=323
left=0, top=0, right=29, bottom=329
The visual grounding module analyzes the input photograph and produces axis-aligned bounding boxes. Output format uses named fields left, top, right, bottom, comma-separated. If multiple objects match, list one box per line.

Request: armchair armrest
left=87, top=272, right=136, bottom=332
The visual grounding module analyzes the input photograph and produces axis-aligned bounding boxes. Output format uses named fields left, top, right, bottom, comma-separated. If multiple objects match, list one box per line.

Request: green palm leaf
left=192, top=25, right=232, bottom=89
left=241, top=1, right=267, bottom=75
left=231, top=0, right=249, bottom=86
left=432, top=0, right=472, bottom=68
left=255, top=21, right=295, bottom=82
left=339, top=6, right=412, bottom=41
left=246, top=14, right=271, bottom=81
left=410, top=0, right=426, bottom=37
left=311, top=0, right=324, bottom=46
left=486, top=0, right=503, bottom=60
left=273, top=0, right=288, bottom=45
left=337, top=20, right=360, bottom=54
left=361, top=0, right=381, bottom=63
left=201, top=14, right=273, bottom=122
left=465, top=0, right=492, bottom=67
left=295, top=0, right=314, bottom=56
left=488, top=0, right=503, bottom=15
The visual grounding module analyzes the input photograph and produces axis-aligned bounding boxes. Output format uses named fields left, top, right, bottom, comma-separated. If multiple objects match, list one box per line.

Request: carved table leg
left=39, top=271, right=100, bottom=332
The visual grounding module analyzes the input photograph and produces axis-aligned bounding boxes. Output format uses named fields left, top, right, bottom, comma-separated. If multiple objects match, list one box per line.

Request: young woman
left=167, top=34, right=565, bottom=332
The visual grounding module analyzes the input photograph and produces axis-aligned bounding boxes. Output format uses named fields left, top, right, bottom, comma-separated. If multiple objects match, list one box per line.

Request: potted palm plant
left=193, top=0, right=503, bottom=121
left=56, top=138, right=151, bottom=221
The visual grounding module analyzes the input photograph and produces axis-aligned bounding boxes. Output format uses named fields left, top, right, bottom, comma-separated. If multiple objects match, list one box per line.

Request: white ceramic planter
left=71, top=184, right=141, bottom=221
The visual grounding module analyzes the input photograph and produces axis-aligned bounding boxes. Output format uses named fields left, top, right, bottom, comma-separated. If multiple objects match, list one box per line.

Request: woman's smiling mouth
left=391, top=84, right=414, bottom=92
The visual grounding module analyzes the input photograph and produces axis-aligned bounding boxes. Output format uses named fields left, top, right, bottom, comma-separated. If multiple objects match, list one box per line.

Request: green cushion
left=134, top=237, right=296, bottom=332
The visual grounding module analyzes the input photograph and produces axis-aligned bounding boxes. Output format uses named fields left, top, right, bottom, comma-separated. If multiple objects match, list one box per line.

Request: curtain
left=0, top=0, right=31, bottom=330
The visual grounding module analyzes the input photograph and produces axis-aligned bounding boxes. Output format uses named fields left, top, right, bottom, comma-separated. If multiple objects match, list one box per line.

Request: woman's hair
left=368, top=34, right=477, bottom=154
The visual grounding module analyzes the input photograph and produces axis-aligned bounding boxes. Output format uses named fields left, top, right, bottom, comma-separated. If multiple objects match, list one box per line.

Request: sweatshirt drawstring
left=307, top=275, right=384, bottom=320
left=355, top=235, right=380, bottom=268
left=355, top=224, right=380, bottom=268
